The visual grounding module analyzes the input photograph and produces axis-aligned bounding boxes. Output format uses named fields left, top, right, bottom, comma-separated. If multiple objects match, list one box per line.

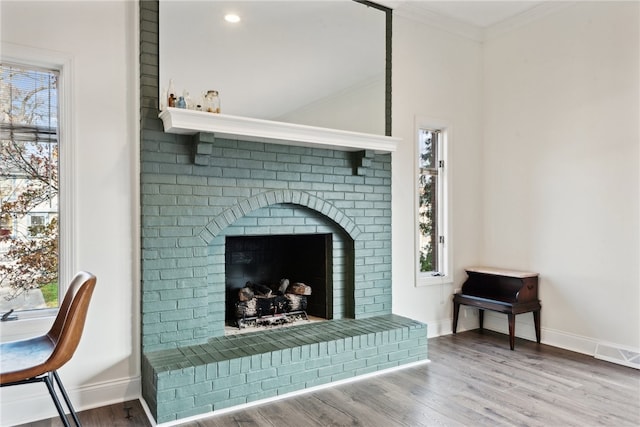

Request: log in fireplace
left=225, top=234, right=331, bottom=329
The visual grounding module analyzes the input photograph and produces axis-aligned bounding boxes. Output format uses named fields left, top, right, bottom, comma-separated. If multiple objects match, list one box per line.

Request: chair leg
left=43, top=373, right=72, bottom=427
left=52, top=371, right=82, bottom=426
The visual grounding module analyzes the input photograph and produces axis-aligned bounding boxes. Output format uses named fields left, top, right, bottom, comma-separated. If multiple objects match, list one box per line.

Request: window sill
left=0, top=311, right=55, bottom=342
left=416, top=274, right=453, bottom=287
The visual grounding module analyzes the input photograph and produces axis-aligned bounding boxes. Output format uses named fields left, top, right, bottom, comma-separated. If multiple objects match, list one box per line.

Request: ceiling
left=389, top=1, right=547, bottom=28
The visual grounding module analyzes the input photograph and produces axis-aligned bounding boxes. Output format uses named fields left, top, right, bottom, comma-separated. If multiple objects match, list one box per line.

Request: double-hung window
left=0, top=62, right=60, bottom=313
left=416, top=121, right=452, bottom=286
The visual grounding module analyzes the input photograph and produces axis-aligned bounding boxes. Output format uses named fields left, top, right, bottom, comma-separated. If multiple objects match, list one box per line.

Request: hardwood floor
left=17, top=330, right=640, bottom=426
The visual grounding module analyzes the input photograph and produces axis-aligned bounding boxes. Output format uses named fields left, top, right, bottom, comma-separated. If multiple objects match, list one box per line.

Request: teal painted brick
left=177, top=298, right=207, bottom=310
left=156, top=388, right=176, bottom=404
left=175, top=381, right=213, bottom=398
left=261, top=375, right=291, bottom=391
left=366, top=354, right=389, bottom=367
left=409, top=346, right=429, bottom=358
left=156, top=396, right=195, bottom=420
left=276, top=361, right=306, bottom=376
left=160, top=309, right=194, bottom=322
left=228, top=383, right=254, bottom=399
left=144, top=322, right=178, bottom=335
left=290, top=369, right=318, bottom=385
left=246, top=368, right=277, bottom=383
left=159, top=268, right=193, bottom=280
left=213, top=396, right=248, bottom=411
left=195, top=365, right=207, bottom=382
left=317, top=364, right=344, bottom=378
left=355, top=347, right=377, bottom=359
left=212, top=374, right=247, bottom=391
left=343, top=358, right=367, bottom=372
left=194, top=389, right=230, bottom=407
left=144, top=300, right=178, bottom=313
left=157, top=372, right=195, bottom=391
left=304, top=357, right=331, bottom=370
left=161, top=288, right=193, bottom=300
left=330, top=351, right=356, bottom=365
left=388, top=349, right=410, bottom=362
left=276, top=153, right=301, bottom=163
left=177, top=318, right=206, bottom=330
left=216, top=360, right=230, bottom=377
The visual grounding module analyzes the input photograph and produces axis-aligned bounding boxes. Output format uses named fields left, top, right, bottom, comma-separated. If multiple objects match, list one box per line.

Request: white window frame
left=1, top=42, right=76, bottom=327
left=414, top=116, right=452, bottom=287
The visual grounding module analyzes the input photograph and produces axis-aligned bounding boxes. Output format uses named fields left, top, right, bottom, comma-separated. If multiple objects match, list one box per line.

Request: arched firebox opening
left=204, top=199, right=356, bottom=336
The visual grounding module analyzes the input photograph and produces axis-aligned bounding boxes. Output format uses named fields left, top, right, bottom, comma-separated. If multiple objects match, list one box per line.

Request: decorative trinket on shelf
left=203, top=90, right=221, bottom=113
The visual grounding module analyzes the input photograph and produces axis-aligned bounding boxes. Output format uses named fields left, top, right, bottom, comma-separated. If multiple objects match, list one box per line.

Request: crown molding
left=392, top=2, right=484, bottom=42
left=484, top=1, right=578, bottom=41
left=391, top=1, right=577, bottom=43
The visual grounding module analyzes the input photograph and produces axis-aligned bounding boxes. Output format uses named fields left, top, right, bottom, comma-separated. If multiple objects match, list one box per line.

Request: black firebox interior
left=225, top=234, right=332, bottom=323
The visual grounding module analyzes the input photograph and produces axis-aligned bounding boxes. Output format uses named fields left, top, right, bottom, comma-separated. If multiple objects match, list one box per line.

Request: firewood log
left=289, top=282, right=312, bottom=295
left=238, top=286, right=254, bottom=302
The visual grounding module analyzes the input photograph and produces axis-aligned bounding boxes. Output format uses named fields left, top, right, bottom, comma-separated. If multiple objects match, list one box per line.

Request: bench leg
left=479, top=309, right=484, bottom=330
left=452, top=301, right=460, bottom=334
left=508, top=313, right=516, bottom=350
left=533, top=309, right=541, bottom=343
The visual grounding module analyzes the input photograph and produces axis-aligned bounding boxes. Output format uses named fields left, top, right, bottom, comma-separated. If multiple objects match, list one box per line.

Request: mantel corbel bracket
left=192, top=132, right=215, bottom=165
left=352, top=150, right=375, bottom=176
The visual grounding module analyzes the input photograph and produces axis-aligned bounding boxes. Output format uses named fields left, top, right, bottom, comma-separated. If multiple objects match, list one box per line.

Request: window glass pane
left=0, top=63, right=59, bottom=311
left=418, top=172, right=438, bottom=273
left=418, top=129, right=436, bottom=169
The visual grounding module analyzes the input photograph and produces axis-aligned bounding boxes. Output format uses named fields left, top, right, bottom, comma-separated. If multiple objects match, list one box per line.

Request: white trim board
left=0, top=376, right=141, bottom=426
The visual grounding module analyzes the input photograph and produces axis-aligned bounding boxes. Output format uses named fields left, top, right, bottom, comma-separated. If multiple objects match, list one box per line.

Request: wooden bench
left=453, top=267, right=541, bottom=350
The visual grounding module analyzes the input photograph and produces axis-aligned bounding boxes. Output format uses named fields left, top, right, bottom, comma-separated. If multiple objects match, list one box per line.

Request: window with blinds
left=0, top=63, right=60, bottom=312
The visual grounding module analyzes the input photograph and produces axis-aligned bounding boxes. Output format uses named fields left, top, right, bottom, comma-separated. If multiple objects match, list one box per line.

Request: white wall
left=276, top=75, right=386, bottom=135
left=0, top=1, right=139, bottom=425
left=482, top=2, right=639, bottom=352
left=391, top=12, right=485, bottom=336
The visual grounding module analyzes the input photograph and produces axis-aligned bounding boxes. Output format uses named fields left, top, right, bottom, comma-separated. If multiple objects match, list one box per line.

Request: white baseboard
left=437, top=311, right=639, bottom=369
left=0, top=375, right=141, bottom=426
left=426, top=306, right=481, bottom=338
left=480, top=311, right=598, bottom=355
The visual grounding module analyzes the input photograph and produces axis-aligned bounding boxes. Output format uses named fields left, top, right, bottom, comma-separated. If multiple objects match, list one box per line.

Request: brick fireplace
left=140, top=132, right=428, bottom=422
left=139, top=2, right=427, bottom=423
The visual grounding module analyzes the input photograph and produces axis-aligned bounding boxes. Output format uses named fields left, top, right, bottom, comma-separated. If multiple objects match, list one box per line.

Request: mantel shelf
left=159, top=108, right=400, bottom=153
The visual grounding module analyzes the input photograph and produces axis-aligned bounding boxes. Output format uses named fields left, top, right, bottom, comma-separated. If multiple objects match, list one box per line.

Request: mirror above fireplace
left=159, top=0, right=389, bottom=136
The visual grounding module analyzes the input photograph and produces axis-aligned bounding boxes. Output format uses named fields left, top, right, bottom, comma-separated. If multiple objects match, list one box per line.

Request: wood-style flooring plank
left=15, top=330, right=640, bottom=427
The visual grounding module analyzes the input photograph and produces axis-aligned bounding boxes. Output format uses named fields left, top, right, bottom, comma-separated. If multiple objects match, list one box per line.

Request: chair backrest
left=44, top=271, right=97, bottom=371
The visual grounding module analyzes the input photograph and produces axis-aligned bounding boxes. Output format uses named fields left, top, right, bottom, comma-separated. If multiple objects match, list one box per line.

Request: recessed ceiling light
left=224, top=14, right=240, bottom=23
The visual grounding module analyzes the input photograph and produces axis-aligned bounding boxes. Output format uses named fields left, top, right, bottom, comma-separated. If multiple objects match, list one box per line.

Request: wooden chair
left=0, top=271, right=97, bottom=427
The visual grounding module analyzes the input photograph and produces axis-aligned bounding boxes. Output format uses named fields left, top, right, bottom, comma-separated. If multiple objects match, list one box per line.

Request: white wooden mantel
left=159, top=107, right=400, bottom=153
